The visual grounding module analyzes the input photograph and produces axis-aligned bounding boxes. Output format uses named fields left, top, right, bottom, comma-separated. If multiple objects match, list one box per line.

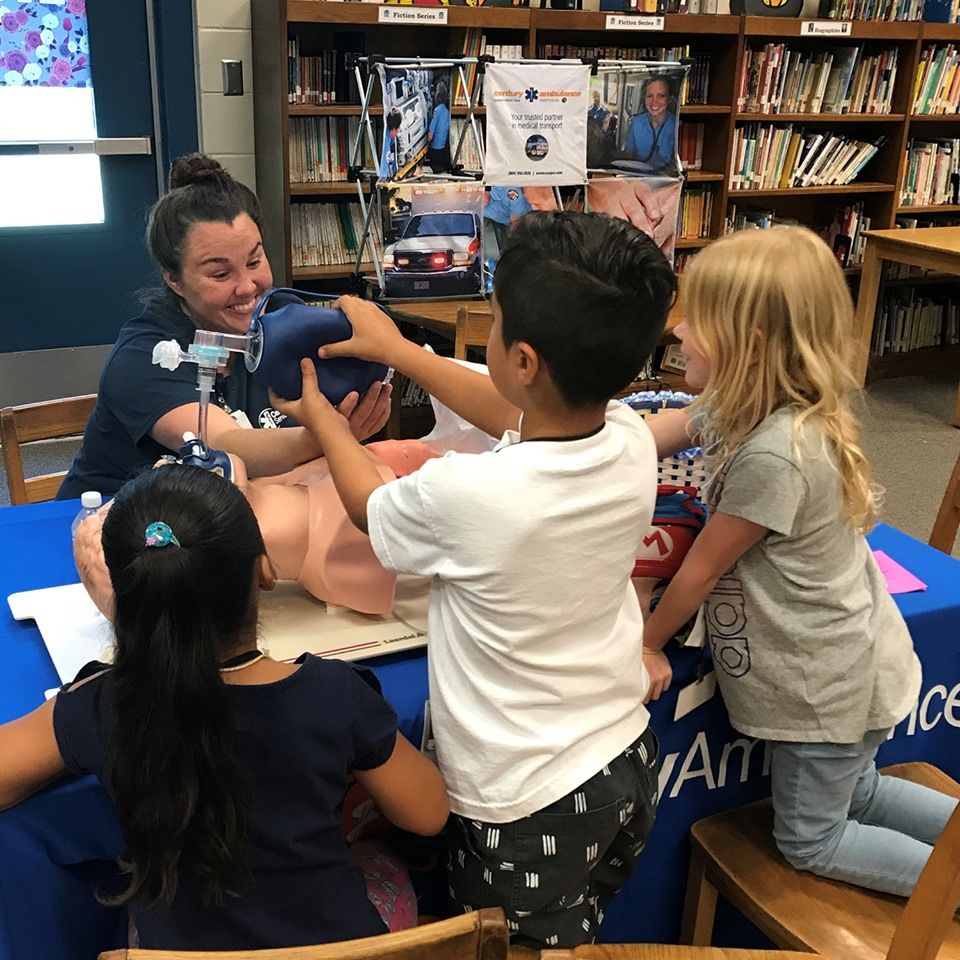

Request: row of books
left=737, top=45, right=898, bottom=115
left=725, top=204, right=779, bottom=231
left=453, top=28, right=486, bottom=108
left=449, top=117, right=484, bottom=171
left=291, top=201, right=375, bottom=268
left=730, top=124, right=882, bottom=190
left=453, top=33, right=526, bottom=107
left=290, top=116, right=372, bottom=183
left=621, top=0, right=719, bottom=13
left=815, top=0, right=923, bottom=21
left=677, top=185, right=714, bottom=239
left=821, top=201, right=873, bottom=267
left=678, top=199, right=872, bottom=260
left=537, top=45, right=710, bottom=105
left=674, top=250, right=697, bottom=273
left=679, top=122, right=704, bottom=171
left=539, top=42, right=689, bottom=60
left=872, top=289, right=960, bottom=356
left=901, top=137, right=960, bottom=206
left=286, top=33, right=364, bottom=105
left=912, top=44, right=960, bottom=115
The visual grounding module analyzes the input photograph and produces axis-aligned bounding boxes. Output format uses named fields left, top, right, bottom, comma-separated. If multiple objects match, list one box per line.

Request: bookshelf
left=251, top=3, right=960, bottom=387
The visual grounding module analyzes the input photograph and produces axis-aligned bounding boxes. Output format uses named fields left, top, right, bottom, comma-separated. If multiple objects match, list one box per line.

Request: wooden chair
left=0, top=394, right=96, bottom=504
left=538, top=947, right=814, bottom=959
left=929, top=450, right=960, bottom=555
left=680, top=762, right=960, bottom=960
left=454, top=305, right=493, bottom=361
left=97, top=908, right=508, bottom=960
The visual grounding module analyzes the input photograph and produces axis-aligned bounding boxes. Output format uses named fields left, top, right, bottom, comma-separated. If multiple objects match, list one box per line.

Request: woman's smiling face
left=645, top=79, right=670, bottom=123
left=163, top=213, right=273, bottom=335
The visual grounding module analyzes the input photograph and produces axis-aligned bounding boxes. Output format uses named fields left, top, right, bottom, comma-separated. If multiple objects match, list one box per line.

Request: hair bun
left=168, top=153, right=231, bottom=191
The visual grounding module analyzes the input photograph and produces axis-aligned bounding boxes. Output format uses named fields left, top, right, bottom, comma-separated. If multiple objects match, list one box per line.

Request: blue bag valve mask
left=246, top=288, right=389, bottom=404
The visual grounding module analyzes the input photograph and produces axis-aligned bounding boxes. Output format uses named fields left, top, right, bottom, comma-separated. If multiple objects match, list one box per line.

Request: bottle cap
left=80, top=491, right=102, bottom=509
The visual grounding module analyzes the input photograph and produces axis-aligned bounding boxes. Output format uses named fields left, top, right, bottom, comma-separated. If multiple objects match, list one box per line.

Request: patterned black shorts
left=446, top=726, right=659, bottom=949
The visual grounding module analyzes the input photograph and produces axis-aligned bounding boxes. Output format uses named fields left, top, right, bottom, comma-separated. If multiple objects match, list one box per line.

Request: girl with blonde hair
left=644, top=225, right=957, bottom=896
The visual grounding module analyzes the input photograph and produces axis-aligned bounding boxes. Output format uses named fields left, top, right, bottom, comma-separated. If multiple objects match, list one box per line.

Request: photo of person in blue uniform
left=588, top=90, right=610, bottom=127
left=426, top=80, right=451, bottom=174
left=482, top=186, right=558, bottom=291
left=377, top=65, right=454, bottom=183
left=619, top=75, right=680, bottom=177
left=483, top=186, right=532, bottom=256
left=379, top=109, right=402, bottom=182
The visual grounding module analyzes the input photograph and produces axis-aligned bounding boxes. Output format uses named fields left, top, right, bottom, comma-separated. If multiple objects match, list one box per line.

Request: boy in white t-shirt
left=272, top=211, right=677, bottom=948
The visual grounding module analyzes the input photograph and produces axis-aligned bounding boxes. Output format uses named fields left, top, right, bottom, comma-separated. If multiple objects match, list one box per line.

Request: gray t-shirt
left=701, top=406, right=920, bottom=743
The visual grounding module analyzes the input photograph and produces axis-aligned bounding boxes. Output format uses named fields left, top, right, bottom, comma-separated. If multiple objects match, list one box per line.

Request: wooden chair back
left=97, top=908, right=508, bottom=960
left=886, top=792, right=960, bottom=960
left=538, top=947, right=816, bottom=959
left=929, top=450, right=960, bottom=555
left=683, top=762, right=960, bottom=960
left=0, top=394, right=96, bottom=504
left=454, top=305, right=493, bottom=361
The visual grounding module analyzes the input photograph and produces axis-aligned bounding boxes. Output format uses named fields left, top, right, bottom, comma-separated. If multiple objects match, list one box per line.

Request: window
left=0, top=0, right=104, bottom=227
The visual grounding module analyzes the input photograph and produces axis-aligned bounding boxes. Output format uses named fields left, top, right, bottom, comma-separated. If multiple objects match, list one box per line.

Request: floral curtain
left=0, top=0, right=91, bottom=88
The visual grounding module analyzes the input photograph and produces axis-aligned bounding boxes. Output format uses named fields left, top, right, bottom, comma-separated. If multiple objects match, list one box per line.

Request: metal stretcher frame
left=346, top=55, right=488, bottom=296
left=344, top=56, right=688, bottom=301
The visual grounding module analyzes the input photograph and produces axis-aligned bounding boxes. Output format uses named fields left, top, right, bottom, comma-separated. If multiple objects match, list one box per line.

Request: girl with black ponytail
left=0, top=465, right=449, bottom=951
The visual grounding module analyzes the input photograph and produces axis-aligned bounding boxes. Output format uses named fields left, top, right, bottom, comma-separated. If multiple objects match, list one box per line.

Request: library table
left=853, top=226, right=960, bottom=426
left=2, top=501, right=959, bottom=960
left=382, top=295, right=687, bottom=437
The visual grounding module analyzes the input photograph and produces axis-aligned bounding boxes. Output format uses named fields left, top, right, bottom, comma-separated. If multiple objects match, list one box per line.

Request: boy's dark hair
left=493, top=211, right=677, bottom=408
left=101, top=464, right=265, bottom=909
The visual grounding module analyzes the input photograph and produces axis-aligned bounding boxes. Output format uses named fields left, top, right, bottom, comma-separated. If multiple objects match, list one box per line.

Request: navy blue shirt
left=59, top=290, right=291, bottom=500
left=52, top=655, right=397, bottom=950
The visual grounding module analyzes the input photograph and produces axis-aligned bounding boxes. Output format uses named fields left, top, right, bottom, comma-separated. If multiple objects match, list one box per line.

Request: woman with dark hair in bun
left=58, top=154, right=391, bottom=500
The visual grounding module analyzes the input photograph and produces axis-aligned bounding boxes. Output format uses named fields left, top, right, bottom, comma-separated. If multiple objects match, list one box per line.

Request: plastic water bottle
left=71, top=491, right=103, bottom=539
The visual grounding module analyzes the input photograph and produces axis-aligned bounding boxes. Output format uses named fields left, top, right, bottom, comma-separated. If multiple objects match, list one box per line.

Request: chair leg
left=681, top=845, right=718, bottom=946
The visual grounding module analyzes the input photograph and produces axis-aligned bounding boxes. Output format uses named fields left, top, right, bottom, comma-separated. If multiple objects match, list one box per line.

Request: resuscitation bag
left=246, top=287, right=389, bottom=404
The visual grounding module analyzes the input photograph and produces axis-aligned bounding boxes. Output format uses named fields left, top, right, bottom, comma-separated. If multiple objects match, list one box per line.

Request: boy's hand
left=321, top=296, right=406, bottom=366
left=271, top=360, right=352, bottom=439
left=643, top=648, right=672, bottom=703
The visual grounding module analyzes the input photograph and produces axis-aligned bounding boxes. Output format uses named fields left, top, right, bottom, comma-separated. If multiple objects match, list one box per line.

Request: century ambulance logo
left=492, top=88, right=583, bottom=103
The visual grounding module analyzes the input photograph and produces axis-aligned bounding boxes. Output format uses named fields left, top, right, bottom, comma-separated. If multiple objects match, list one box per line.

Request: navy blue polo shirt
left=59, top=290, right=291, bottom=500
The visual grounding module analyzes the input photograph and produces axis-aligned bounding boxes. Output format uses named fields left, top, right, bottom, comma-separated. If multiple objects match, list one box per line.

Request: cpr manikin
left=73, top=439, right=441, bottom=621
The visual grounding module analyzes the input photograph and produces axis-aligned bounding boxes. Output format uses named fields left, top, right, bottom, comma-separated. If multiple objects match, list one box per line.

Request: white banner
left=483, top=62, right=589, bottom=186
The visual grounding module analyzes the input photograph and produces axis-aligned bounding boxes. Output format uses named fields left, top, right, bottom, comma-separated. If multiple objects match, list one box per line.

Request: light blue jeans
left=768, top=729, right=958, bottom=897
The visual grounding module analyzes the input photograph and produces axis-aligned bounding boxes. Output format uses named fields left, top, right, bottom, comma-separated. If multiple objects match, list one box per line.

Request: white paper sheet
left=9, top=576, right=430, bottom=685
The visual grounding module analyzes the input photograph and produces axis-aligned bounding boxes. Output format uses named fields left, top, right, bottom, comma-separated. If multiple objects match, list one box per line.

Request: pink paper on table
left=872, top=550, right=928, bottom=595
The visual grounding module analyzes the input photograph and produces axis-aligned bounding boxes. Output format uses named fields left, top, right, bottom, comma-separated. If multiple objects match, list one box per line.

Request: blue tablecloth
left=1, top=500, right=958, bottom=960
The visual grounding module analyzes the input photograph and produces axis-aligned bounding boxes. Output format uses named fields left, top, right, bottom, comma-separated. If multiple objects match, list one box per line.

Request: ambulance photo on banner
left=377, top=64, right=455, bottom=182
left=484, top=61, right=590, bottom=186
left=379, top=181, right=484, bottom=299
left=587, top=63, right=688, bottom=178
